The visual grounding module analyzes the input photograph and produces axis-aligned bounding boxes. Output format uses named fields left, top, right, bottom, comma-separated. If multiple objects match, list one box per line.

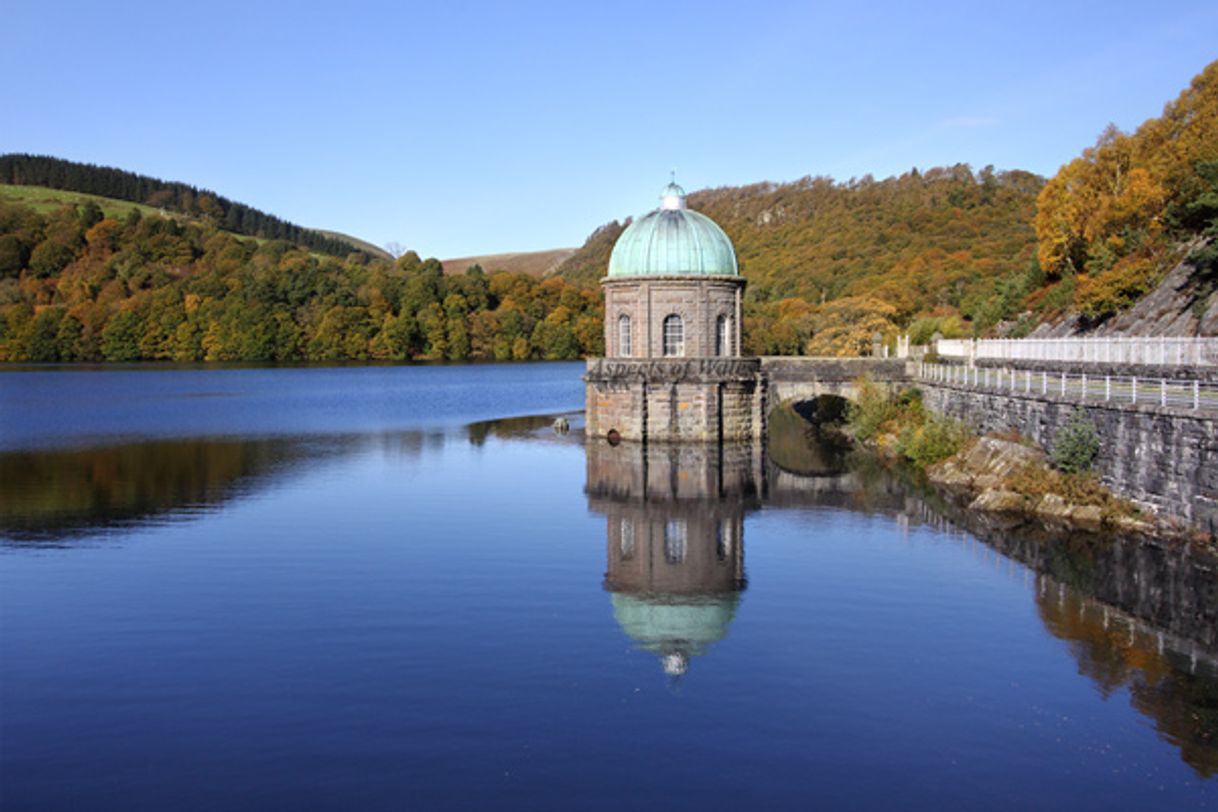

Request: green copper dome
left=610, top=592, right=740, bottom=675
left=607, top=183, right=739, bottom=277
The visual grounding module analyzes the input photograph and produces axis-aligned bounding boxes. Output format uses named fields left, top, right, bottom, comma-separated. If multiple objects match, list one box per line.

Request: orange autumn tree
left=1035, top=60, right=1218, bottom=322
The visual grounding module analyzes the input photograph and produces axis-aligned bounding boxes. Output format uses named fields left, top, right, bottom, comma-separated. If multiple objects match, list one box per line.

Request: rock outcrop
left=1026, top=238, right=1218, bottom=337
left=927, top=436, right=1158, bottom=534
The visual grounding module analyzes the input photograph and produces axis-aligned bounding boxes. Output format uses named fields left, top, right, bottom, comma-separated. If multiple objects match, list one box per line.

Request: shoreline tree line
left=0, top=203, right=603, bottom=362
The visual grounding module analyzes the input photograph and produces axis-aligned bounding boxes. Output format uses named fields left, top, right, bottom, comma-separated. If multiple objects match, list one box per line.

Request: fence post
left=1042, top=371, right=1047, bottom=395
left=1131, top=376, right=1137, bottom=405
left=1161, top=379, right=1167, bottom=408
left=1060, top=372, right=1066, bottom=397
left=1025, top=370, right=1031, bottom=393
left=1196, top=380, right=1201, bottom=410
left=1105, top=376, right=1110, bottom=401
left=1081, top=372, right=1087, bottom=401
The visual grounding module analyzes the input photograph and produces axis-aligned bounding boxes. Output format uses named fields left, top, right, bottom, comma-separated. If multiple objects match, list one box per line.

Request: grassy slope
left=0, top=183, right=166, bottom=220
left=441, top=248, right=576, bottom=277
left=1, top=183, right=387, bottom=259
left=311, top=229, right=394, bottom=262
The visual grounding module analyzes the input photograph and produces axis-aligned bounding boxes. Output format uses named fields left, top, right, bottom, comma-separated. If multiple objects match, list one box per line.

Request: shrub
left=898, top=414, right=971, bottom=467
left=1051, top=411, right=1100, bottom=474
left=847, top=377, right=898, bottom=440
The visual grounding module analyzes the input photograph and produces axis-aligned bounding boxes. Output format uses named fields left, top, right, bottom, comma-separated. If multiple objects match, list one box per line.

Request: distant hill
left=312, top=229, right=394, bottom=262
left=441, top=248, right=576, bottom=277
left=554, top=166, right=1045, bottom=352
left=0, top=154, right=377, bottom=259
left=553, top=60, right=1218, bottom=350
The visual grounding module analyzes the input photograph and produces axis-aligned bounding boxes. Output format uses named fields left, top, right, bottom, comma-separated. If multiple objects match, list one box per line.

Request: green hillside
left=0, top=155, right=376, bottom=259
left=3, top=183, right=395, bottom=263
left=312, top=229, right=394, bottom=262
left=555, top=166, right=1045, bottom=354
left=0, top=184, right=165, bottom=221
left=0, top=194, right=603, bottom=363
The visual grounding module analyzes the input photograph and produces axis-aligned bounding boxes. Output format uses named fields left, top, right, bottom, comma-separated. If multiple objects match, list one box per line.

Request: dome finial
left=660, top=172, right=687, bottom=211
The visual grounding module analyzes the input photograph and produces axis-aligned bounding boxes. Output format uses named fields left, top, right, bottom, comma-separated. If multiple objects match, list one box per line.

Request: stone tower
left=584, top=181, right=765, bottom=443
left=586, top=440, right=757, bottom=677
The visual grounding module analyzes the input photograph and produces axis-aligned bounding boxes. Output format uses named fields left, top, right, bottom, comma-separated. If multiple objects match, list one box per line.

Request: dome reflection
left=587, top=441, right=761, bottom=677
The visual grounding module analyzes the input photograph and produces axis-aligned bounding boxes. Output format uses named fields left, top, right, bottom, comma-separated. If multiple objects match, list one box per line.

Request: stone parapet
left=585, top=357, right=761, bottom=384
left=585, top=358, right=765, bottom=443
left=759, top=356, right=909, bottom=382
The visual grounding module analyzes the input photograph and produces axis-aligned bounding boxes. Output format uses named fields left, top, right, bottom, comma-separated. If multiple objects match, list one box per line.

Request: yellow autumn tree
left=1035, top=59, right=1218, bottom=321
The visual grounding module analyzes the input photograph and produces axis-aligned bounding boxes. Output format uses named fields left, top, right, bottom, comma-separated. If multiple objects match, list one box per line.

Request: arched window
left=716, top=520, right=733, bottom=560
left=715, top=315, right=731, bottom=356
left=618, top=314, right=632, bottom=357
left=619, top=518, right=635, bottom=559
left=662, top=314, right=684, bottom=357
left=664, top=520, right=686, bottom=563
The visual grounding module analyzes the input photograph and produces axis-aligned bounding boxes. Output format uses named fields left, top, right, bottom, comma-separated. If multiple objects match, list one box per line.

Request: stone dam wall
left=920, top=381, right=1218, bottom=533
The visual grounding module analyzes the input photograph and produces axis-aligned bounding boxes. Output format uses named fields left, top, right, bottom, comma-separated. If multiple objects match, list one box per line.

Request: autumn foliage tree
left=1034, top=60, right=1218, bottom=322
left=0, top=201, right=604, bottom=363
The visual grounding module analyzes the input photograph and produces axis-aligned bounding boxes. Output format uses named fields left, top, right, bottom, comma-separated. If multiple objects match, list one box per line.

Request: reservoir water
left=1, top=363, right=1215, bottom=809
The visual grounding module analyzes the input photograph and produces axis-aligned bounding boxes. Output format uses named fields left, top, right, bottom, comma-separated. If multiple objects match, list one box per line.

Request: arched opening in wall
left=619, top=518, right=635, bottom=560
left=766, top=396, right=852, bottom=476
left=618, top=314, right=632, bottom=357
left=715, top=315, right=731, bottom=357
left=662, top=314, right=684, bottom=357
left=664, top=520, right=686, bottom=563
left=716, top=520, right=733, bottom=560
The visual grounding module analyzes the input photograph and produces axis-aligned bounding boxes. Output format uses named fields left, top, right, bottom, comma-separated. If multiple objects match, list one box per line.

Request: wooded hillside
left=1, top=60, right=1213, bottom=362
left=0, top=154, right=372, bottom=259
left=0, top=204, right=602, bottom=363
left=1033, top=60, right=1218, bottom=326
left=556, top=165, right=1045, bottom=354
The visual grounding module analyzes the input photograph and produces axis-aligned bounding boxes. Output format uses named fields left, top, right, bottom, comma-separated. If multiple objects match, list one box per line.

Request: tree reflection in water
left=586, top=424, right=1218, bottom=774
left=0, top=416, right=578, bottom=543
left=2, top=411, right=1214, bottom=775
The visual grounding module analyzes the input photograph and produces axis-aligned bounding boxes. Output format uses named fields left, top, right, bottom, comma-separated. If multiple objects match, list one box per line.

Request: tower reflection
left=586, top=441, right=762, bottom=677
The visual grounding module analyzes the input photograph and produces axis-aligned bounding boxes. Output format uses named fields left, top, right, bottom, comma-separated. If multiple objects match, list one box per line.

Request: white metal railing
left=934, top=336, right=1218, bottom=367
left=920, top=362, right=1218, bottom=411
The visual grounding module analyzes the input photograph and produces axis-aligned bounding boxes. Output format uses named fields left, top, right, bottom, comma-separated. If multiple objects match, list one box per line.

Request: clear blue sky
left=3, top=0, right=1215, bottom=258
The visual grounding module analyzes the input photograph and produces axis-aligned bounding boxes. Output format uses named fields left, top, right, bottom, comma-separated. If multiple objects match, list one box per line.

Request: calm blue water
left=1, top=364, right=1215, bottom=810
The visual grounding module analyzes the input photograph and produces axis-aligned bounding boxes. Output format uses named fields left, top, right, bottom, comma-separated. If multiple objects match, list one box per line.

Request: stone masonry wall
left=921, top=382, right=1218, bottom=532
left=603, top=276, right=743, bottom=358
left=585, top=358, right=763, bottom=443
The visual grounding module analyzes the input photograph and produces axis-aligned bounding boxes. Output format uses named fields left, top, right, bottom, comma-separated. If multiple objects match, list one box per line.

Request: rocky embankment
left=925, top=436, right=1170, bottom=536
left=1026, top=238, right=1218, bottom=337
